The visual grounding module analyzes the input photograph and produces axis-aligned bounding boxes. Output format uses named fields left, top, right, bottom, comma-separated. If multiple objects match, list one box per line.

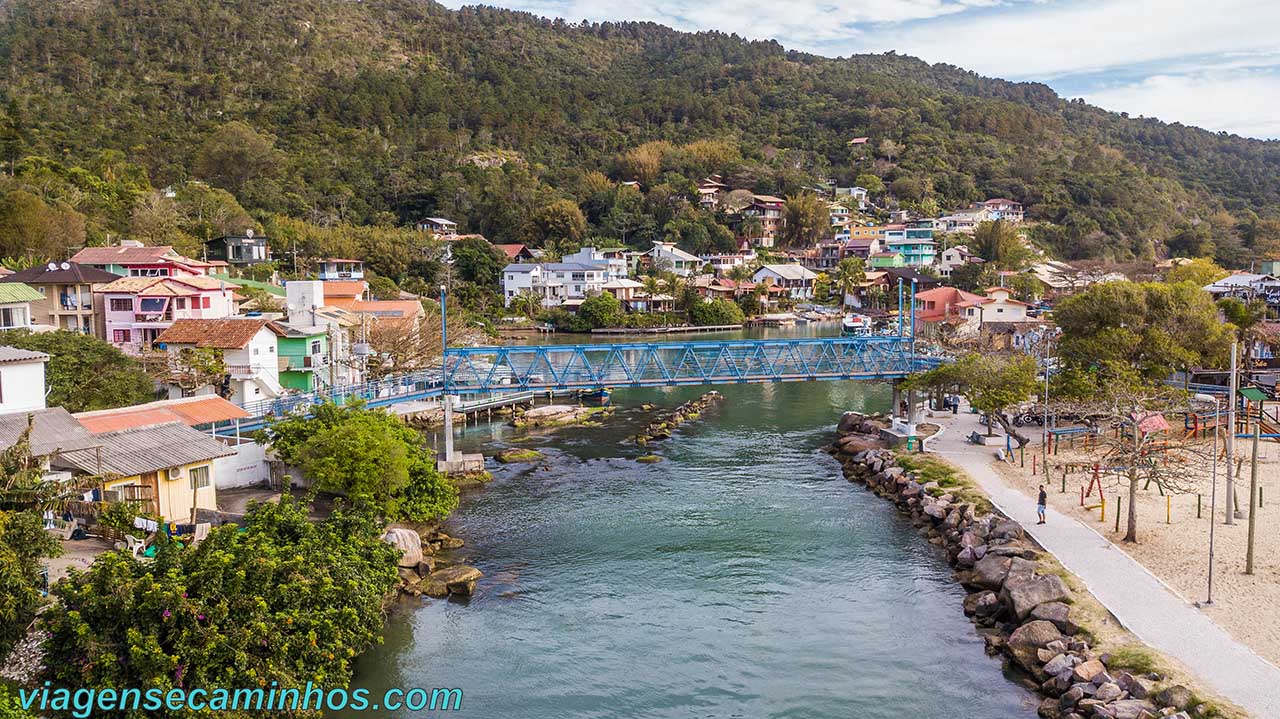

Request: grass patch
left=496, top=448, right=543, bottom=463
left=1187, top=693, right=1225, bottom=718
left=895, top=454, right=994, bottom=513
left=1105, top=644, right=1159, bottom=675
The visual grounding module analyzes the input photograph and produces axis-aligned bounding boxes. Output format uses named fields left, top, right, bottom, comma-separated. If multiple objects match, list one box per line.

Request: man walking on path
left=1037, top=485, right=1047, bottom=524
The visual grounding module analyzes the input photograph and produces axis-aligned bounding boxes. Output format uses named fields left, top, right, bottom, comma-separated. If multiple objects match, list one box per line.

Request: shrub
left=690, top=298, right=745, bottom=326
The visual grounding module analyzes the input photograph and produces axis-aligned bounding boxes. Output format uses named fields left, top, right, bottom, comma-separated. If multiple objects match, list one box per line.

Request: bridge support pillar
left=436, top=393, right=484, bottom=475
left=891, top=382, right=903, bottom=422
left=443, top=393, right=456, bottom=463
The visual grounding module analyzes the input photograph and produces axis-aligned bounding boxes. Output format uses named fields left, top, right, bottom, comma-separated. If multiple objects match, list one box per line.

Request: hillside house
left=204, top=230, right=271, bottom=267
left=415, top=217, right=458, bottom=237
left=155, top=318, right=286, bottom=406
left=0, top=262, right=120, bottom=336
left=316, top=259, right=364, bottom=281
left=502, top=263, right=608, bottom=307
left=0, top=283, right=44, bottom=330
left=961, top=287, right=1031, bottom=328
left=753, top=264, right=818, bottom=300
left=743, top=195, right=785, bottom=246
left=978, top=199, right=1025, bottom=223
left=641, top=242, right=702, bottom=277
left=938, top=245, right=985, bottom=278
left=869, top=251, right=905, bottom=269
left=563, top=246, right=629, bottom=281
left=72, top=241, right=216, bottom=278
left=883, top=223, right=937, bottom=267
left=98, top=275, right=239, bottom=354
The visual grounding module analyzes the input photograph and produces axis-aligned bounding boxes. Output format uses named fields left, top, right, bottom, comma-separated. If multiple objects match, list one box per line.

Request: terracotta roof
left=347, top=300, right=424, bottom=320
left=1, top=262, right=120, bottom=285
left=98, top=276, right=238, bottom=296
left=71, top=245, right=182, bottom=265
left=319, top=280, right=366, bottom=298
left=495, top=244, right=530, bottom=259
left=155, top=318, right=284, bottom=349
left=75, top=396, right=250, bottom=434
left=55, top=421, right=235, bottom=476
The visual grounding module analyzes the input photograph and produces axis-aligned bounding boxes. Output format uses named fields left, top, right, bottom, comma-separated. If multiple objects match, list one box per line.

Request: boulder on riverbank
left=830, top=435, right=1209, bottom=719
left=424, top=565, right=483, bottom=597
left=382, top=528, right=423, bottom=568
left=496, top=448, right=543, bottom=463
left=512, top=404, right=600, bottom=428
left=632, top=391, right=722, bottom=444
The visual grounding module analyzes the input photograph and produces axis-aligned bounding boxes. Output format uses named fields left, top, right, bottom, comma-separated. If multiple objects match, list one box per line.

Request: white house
left=644, top=242, right=702, bottom=277
left=561, top=247, right=629, bottom=281
left=316, top=258, right=364, bottom=281
left=0, top=346, right=48, bottom=415
left=938, top=245, right=984, bottom=278
left=502, top=263, right=607, bottom=307
left=154, top=318, right=285, bottom=407
left=753, top=264, right=818, bottom=300
left=961, top=287, right=1031, bottom=327
left=699, top=249, right=757, bottom=276
left=415, top=217, right=458, bottom=237
left=0, top=283, right=44, bottom=331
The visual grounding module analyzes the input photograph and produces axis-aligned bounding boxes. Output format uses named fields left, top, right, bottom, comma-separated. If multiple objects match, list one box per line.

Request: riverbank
left=832, top=413, right=1245, bottom=719
left=919, top=405, right=1280, bottom=718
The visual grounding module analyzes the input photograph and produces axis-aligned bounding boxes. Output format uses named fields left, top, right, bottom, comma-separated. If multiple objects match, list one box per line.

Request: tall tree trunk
left=1124, top=471, right=1139, bottom=543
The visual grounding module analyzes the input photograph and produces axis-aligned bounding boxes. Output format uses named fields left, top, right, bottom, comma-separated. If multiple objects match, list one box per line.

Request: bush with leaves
left=259, top=402, right=457, bottom=521
left=0, top=510, right=60, bottom=655
left=690, top=298, right=746, bottom=326
left=40, top=497, right=398, bottom=718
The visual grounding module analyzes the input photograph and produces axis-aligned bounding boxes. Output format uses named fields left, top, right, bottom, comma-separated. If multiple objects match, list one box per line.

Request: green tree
left=0, top=330, right=154, bottom=412
left=854, top=174, right=885, bottom=196
left=451, top=236, right=506, bottom=287
left=193, top=121, right=281, bottom=198
left=833, top=257, right=866, bottom=305
left=41, top=497, right=399, bottom=716
left=906, top=353, right=1039, bottom=443
left=690, top=298, right=745, bottom=326
left=0, top=509, right=60, bottom=654
left=781, top=192, right=827, bottom=248
left=577, top=292, right=624, bottom=329
left=509, top=290, right=543, bottom=319
left=972, top=220, right=1033, bottom=270
left=0, top=190, right=86, bottom=261
left=527, top=199, right=587, bottom=248
left=1165, top=258, right=1229, bottom=286
left=1054, top=281, right=1234, bottom=384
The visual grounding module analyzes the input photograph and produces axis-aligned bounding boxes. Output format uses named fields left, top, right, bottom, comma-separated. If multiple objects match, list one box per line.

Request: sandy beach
left=977, top=423, right=1280, bottom=667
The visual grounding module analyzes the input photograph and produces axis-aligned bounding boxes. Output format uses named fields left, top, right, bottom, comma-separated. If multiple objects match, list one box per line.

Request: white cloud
left=1083, top=70, right=1280, bottom=140
left=871, top=0, right=1280, bottom=80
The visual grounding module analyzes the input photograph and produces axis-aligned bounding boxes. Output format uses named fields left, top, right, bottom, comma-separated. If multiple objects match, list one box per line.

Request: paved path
left=928, top=406, right=1280, bottom=719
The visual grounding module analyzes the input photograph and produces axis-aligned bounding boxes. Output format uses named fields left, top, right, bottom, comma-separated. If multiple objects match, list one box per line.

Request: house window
left=175, top=298, right=185, bottom=310
left=189, top=465, right=210, bottom=490
left=109, top=298, right=132, bottom=312
left=310, top=340, right=321, bottom=354
left=202, top=296, right=211, bottom=309
left=113, top=329, right=131, bottom=343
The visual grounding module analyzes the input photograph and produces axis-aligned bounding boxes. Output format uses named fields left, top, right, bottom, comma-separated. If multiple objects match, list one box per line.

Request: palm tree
left=641, top=275, right=662, bottom=313
left=510, top=290, right=543, bottom=320
left=727, top=264, right=752, bottom=283
left=833, top=257, right=866, bottom=308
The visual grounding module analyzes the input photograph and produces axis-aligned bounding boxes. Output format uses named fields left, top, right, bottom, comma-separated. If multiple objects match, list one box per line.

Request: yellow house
left=57, top=422, right=234, bottom=522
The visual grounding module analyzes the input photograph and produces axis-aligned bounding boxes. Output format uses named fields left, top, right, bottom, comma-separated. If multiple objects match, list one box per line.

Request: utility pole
left=1042, top=331, right=1051, bottom=475
left=1226, top=343, right=1237, bottom=525
left=1246, top=414, right=1261, bottom=575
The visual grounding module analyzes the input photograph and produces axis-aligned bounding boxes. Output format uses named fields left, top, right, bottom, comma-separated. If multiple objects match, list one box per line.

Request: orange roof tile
left=155, top=318, right=284, bottom=349
left=75, top=396, right=250, bottom=434
left=320, top=280, right=366, bottom=298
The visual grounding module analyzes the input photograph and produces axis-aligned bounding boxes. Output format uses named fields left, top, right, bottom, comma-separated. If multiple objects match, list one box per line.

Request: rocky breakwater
left=383, top=527, right=483, bottom=599
left=632, top=391, right=723, bottom=445
left=830, top=413, right=1203, bottom=719
left=511, top=404, right=610, bottom=429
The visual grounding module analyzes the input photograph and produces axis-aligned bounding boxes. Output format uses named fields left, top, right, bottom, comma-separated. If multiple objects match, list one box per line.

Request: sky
left=441, top=0, right=1280, bottom=140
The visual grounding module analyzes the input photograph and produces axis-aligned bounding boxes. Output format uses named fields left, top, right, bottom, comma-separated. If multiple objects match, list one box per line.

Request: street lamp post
left=440, top=284, right=455, bottom=465
left=1194, top=392, right=1220, bottom=607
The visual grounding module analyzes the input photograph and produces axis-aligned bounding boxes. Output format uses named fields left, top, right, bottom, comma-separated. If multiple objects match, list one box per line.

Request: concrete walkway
left=928, top=406, right=1280, bottom=719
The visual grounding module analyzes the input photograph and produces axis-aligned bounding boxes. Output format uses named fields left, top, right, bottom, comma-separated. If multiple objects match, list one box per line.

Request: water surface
left=343, top=379, right=1037, bottom=718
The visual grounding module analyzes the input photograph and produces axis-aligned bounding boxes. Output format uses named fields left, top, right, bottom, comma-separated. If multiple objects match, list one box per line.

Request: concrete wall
left=213, top=441, right=271, bottom=488
left=0, top=359, right=46, bottom=414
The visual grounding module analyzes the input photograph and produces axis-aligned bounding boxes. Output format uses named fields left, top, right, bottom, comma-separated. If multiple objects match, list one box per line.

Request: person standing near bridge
left=1037, top=485, right=1047, bottom=524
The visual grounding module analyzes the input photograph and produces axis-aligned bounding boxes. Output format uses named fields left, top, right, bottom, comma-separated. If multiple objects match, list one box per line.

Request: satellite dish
left=47, top=262, right=58, bottom=271
left=60, top=262, right=70, bottom=270
left=245, top=229, right=255, bottom=238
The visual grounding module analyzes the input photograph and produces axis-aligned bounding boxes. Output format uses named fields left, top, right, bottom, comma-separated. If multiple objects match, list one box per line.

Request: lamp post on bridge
left=440, top=283, right=456, bottom=465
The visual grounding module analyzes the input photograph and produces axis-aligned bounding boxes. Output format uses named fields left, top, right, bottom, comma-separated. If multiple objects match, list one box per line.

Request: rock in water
left=427, top=565, right=483, bottom=597
left=382, top=528, right=423, bottom=568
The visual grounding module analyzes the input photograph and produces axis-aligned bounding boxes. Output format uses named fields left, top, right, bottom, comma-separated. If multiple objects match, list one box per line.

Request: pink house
left=71, top=241, right=219, bottom=278
left=97, top=275, right=239, bottom=354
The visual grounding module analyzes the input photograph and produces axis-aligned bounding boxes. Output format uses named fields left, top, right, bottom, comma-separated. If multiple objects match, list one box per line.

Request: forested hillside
left=1, top=0, right=1278, bottom=268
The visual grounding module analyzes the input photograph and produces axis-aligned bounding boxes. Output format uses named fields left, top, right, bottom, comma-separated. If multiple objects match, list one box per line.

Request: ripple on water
left=339, top=383, right=1036, bottom=719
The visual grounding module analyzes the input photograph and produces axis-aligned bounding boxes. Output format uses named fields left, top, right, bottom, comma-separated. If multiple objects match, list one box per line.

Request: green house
left=276, top=323, right=330, bottom=392
left=869, top=251, right=905, bottom=269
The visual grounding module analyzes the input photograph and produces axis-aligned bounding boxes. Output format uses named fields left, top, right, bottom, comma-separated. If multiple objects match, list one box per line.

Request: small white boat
left=841, top=314, right=874, bottom=336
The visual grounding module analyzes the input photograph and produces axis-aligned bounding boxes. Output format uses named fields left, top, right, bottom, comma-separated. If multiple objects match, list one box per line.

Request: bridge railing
left=443, top=336, right=939, bottom=393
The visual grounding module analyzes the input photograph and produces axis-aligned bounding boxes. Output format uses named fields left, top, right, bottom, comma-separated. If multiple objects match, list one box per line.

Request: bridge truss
left=443, top=336, right=939, bottom=393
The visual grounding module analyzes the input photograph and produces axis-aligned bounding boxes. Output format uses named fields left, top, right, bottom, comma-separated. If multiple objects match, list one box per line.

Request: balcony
left=281, top=354, right=327, bottom=372
left=103, top=485, right=155, bottom=503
